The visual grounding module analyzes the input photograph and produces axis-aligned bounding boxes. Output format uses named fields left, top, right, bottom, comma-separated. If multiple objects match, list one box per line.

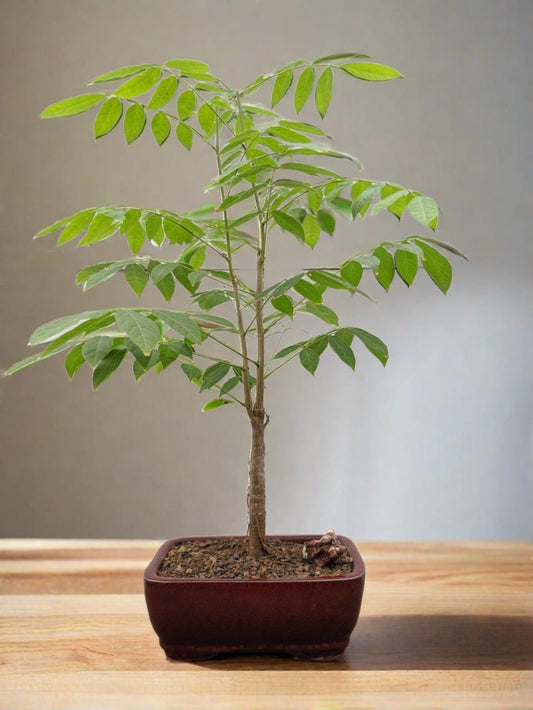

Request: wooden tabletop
left=0, top=540, right=531, bottom=709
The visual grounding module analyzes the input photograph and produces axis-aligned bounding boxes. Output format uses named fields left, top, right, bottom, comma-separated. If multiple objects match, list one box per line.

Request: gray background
left=1, top=0, right=531, bottom=540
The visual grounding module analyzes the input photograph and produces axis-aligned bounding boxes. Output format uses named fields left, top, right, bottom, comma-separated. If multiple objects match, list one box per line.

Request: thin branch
left=215, top=115, right=254, bottom=419
left=204, top=331, right=259, bottom=366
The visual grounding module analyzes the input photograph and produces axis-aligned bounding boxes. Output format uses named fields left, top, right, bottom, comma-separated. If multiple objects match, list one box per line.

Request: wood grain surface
left=0, top=539, right=531, bottom=709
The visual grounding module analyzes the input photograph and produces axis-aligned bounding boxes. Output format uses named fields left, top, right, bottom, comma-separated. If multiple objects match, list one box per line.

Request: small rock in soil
left=158, top=537, right=353, bottom=580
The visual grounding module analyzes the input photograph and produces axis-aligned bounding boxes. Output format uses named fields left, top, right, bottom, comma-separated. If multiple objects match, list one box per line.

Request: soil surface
left=158, top=537, right=353, bottom=580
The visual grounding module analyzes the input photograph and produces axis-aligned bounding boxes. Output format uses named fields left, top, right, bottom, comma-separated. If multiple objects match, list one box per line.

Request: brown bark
left=247, top=412, right=268, bottom=557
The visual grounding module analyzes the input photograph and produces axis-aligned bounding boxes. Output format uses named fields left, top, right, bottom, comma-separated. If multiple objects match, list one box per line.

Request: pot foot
left=161, top=639, right=349, bottom=662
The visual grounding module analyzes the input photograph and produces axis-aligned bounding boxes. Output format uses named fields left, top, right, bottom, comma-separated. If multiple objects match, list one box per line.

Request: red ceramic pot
left=144, top=534, right=365, bottom=661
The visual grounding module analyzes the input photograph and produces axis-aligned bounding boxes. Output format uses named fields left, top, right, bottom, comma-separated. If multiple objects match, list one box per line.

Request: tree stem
left=247, top=413, right=267, bottom=556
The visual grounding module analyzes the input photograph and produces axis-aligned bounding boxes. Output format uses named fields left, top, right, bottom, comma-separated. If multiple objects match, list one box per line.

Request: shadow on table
left=193, top=615, right=533, bottom=670
left=344, top=614, right=533, bottom=670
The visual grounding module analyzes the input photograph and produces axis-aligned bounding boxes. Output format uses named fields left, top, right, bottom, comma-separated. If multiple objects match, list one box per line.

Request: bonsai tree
left=5, top=53, right=465, bottom=558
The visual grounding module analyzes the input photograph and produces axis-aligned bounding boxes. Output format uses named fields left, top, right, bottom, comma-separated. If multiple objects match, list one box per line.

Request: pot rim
left=144, top=534, right=365, bottom=584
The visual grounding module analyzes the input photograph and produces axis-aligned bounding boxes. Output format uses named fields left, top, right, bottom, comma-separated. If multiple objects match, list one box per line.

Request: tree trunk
left=247, top=412, right=267, bottom=557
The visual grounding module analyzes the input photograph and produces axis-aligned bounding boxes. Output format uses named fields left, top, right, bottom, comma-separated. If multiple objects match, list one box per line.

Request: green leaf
left=372, top=189, right=410, bottom=215
left=29, top=310, right=108, bottom=346
left=219, top=183, right=266, bottom=211
left=43, top=313, right=115, bottom=353
left=83, top=261, right=123, bottom=291
left=271, top=295, right=294, bottom=317
left=407, top=195, right=439, bottom=230
left=79, top=213, right=118, bottom=245
left=418, top=237, right=468, bottom=260
left=272, top=70, right=293, bottom=107
left=315, top=66, right=333, bottom=118
left=273, top=342, right=303, bottom=359
left=316, top=209, right=335, bottom=235
left=219, top=376, right=241, bottom=396
left=125, top=222, right=145, bottom=254
left=35, top=214, right=73, bottom=238
left=159, top=341, right=190, bottom=368
left=308, top=270, right=349, bottom=290
left=373, top=246, right=395, bottom=291
left=302, top=213, right=320, bottom=248
left=114, top=310, right=161, bottom=355
left=121, top=208, right=142, bottom=232
left=299, top=347, right=320, bottom=375
left=151, top=112, right=171, bottom=146
left=395, top=248, right=418, bottom=286
left=82, top=335, right=114, bottom=367
left=352, top=183, right=381, bottom=218
left=352, top=327, right=388, bottom=365
left=3, top=353, right=44, bottom=376
left=124, top=263, right=149, bottom=296
left=379, top=184, right=411, bottom=219
left=415, top=240, right=452, bottom=294
left=294, top=66, right=315, bottom=113
left=125, top=336, right=151, bottom=367
left=330, top=196, right=353, bottom=221
left=202, top=398, right=231, bottom=412
left=285, top=142, right=361, bottom=167
left=308, top=334, right=328, bottom=356
left=185, top=204, right=216, bottom=219
left=155, top=270, right=176, bottom=300
left=155, top=273, right=175, bottom=302
left=57, top=209, right=95, bottom=245
left=173, top=264, right=196, bottom=294
left=153, top=310, right=202, bottom=343
left=340, top=260, right=363, bottom=288
left=177, top=90, right=196, bottom=119
left=188, top=245, right=206, bottom=270
left=304, top=301, right=338, bottom=325
left=145, top=214, right=163, bottom=244
left=163, top=217, right=189, bottom=244
left=341, top=62, right=403, bottom=81
left=198, top=103, right=216, bottom=134
left=293, top=278, right=323, bottom=303
left=151, top=263, right=175, bottom=284
left=260, top=273, right=302, bottom=301
left=148, top=75, right=178, bottom=109
left=279, top=119, right=326, bottom=136
left=271, top=210, right=305, bottom=241
left=90, top=64, right=151, bottom=84
left=64, top=344, right=85, bottom=379
left=176, top=122, right=193, bottom=150
left=93, top=97, right=123, bottom=138
left=328, top=333, right=355, bottom=370
left=166, top=59, right=210, bottom=75
left=268, top=126, right=312, bottom=144
left=76, top=262, right=111, bottom=284
left=115, top=67, right=162, bottom=98
left=41, top=94, right=105, bottom=118
left=93, top=349, right=127, bottom=389
left=197, top=290, right=230, bottom=311
left=124, top=103, right=146, bottom=144
left=200, top=362, right=230, bottom=392
left=308, top=190, right=322, bottom=214
left=221, top=129, right=260, bottom=154
left=181, top=362, right=202, bottom=383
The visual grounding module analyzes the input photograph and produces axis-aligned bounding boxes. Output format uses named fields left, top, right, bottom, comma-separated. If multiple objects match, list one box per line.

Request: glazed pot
left=144, top=534, right=365, bottom=661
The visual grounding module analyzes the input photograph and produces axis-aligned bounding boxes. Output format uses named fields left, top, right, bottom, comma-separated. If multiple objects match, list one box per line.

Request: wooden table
left=0, top=540, right=531, bottom=709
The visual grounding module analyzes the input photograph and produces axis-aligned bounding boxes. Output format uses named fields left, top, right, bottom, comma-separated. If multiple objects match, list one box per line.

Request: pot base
left=144, top=535, right=365, bottom=662
left=161, top=638, right=349, bottom=662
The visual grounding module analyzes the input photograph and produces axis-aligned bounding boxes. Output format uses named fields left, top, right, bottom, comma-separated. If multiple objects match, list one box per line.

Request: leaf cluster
left=6, top=54, right=465, bottom=413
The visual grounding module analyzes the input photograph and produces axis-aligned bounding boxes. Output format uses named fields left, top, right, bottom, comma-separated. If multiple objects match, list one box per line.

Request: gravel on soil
left=158, top=537, right=354, bottom=580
